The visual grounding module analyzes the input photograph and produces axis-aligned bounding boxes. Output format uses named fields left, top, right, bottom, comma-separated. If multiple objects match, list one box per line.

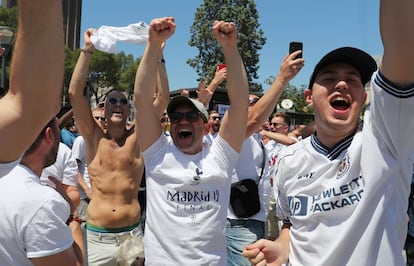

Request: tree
left=63, top=49, right=139, bottom=107
left=0, top=6, right=18, bottom=28
left=264, top=76, right=311, bottom=113
left=188, top=0, right=266, bottom=93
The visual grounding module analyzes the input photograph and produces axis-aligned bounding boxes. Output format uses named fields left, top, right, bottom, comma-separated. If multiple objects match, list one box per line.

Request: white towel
left=90, top=21, right=149, bottom=54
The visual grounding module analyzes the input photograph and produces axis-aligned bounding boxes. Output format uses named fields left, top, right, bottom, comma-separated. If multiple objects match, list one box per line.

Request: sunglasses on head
left=168, top=111, right=202, bottom=123
left=108, top=97, right=128, bottom=105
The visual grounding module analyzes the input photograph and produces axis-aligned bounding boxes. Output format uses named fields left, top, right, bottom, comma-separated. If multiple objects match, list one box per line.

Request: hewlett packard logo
left=288, top=196, right=308, bottom=216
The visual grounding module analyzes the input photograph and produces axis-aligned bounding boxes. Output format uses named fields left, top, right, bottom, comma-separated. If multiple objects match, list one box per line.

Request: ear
left=44, top=127, right=56, bottom=144
left=304, top=89, right=313, bottom=104
left=204, top=123, right=210, bottom=135
left=363, top=91, right=368, bottom=104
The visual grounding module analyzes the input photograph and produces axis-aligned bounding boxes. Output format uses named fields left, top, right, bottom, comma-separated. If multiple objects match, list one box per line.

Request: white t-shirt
left=0, top=164, right=73, bottom=265
left=40, top=142, right=78, bottom=187
left=227, top=133, right=272, bottom=222
left=0, top=157, right=21, bottom=178
left=142, top=134, right=239, bottom=266
left=71, top=136, right=90, bottom=199
left=275, top=71, right=414, bottom=265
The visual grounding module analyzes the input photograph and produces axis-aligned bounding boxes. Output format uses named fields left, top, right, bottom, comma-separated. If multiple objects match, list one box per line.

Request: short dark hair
left=24, top=117, right=58, bottom=156
left=272, top=112, right=291, bottom=126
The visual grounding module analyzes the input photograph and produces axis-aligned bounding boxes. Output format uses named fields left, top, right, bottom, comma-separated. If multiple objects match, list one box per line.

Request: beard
left=44, top=141, right=59, bottom=168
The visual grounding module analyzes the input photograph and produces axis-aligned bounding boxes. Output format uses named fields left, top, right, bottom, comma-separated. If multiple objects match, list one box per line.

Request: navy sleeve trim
left=375, top=70, right=414, bottom=98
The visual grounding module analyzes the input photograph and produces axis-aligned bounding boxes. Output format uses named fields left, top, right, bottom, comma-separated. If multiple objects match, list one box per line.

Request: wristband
left=81, top=48, right=94, bottom=55
left=66, top=214, right=82, bottom=225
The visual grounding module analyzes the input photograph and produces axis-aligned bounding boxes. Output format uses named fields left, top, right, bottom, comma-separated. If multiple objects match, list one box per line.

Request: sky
left=80, top=1, right=382, bottom=92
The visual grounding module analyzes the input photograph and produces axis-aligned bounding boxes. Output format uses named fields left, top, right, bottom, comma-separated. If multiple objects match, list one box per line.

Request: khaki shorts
left=86, top=223, right=143, bottom=266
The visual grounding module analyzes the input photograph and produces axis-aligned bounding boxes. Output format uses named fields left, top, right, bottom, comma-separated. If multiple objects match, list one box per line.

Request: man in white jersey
left=41, top=142, right=81, bottom=213
left=203, top=110, right=221, bottom=145
left=134, top=17, right=248, bottom=265
left=0, top=1, right=63, bottom=177
left=243, top=1, right=414, bottom=265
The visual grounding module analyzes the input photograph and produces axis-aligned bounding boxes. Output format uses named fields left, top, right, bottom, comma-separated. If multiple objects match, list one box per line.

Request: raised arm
left=152, top=43, right=170, bottom=117
left=246, top=51, right=303, bottom=137
left=380, top=0, right=414, bottom=85
left=213, top=21, right=248, bottom=152
left=261, top=130, right=297, bottom=146
left=197, top=65, right=227, bottom=106
left=68, top=30, right=100, bottom=141
left=0, top=1, right=64, bottom=163
left=134, top=17, right=176, bottom=151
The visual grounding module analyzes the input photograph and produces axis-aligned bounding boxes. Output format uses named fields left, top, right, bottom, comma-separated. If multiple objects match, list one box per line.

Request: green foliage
left=188, top=0, right=266, bottom=93
left=265, top=76, right=311, bottom=113
left=63, top=48, right=140, bottom=106
left=0, top=6, right=18, bottom=28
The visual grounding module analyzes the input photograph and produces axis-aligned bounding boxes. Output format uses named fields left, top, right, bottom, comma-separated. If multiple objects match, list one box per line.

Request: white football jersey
left=275, top=71, right=414, bottom=265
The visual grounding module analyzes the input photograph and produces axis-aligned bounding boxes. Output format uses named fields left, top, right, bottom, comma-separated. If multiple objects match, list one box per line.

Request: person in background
left=41, top=142, right=81, bottom=215
left=60, top=117, right=79, bottom=149
left=203, top=110, right=221, bottom=145
left=226, top=47, right=304, bottom=265
left=197, top=63, right=227, bottom=108
left=244, top=0, right=414, bottom=264
left=0, top=0, right=64, bottom=177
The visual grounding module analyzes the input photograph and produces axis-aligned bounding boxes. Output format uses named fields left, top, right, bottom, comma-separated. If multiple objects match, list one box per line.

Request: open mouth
left=178, top=129, right=192, bottom=138
left=330, top=96, right=350, bottom=111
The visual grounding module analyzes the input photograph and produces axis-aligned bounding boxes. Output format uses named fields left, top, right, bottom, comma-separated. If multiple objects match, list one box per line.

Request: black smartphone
left=289, top=41, right=303, bottom=59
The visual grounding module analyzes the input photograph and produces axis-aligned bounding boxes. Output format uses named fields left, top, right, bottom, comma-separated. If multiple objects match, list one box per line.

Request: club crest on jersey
left=191, top=168, right=203, bottom=185
left=337, top=155, right=350, bottom=179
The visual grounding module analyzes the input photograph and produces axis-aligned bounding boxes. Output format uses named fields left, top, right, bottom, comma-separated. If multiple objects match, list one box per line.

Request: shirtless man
left=69, top=29, right=168, bottom=266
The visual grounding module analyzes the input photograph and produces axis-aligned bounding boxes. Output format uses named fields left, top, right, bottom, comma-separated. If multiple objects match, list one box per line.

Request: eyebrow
left=317, top=68, right=361, bottom=78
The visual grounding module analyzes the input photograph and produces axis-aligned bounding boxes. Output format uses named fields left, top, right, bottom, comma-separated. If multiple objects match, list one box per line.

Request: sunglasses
left=108, top=97, right=128, bottom=105
left=210, top=116, right=220, bottom=121
left=249, top=97, right=259, bottom=104
left=169, top=111, right=202, bottom=123
left=271, top=122, right=287, bottom=127
left=94, top=116, right=105, bottom=121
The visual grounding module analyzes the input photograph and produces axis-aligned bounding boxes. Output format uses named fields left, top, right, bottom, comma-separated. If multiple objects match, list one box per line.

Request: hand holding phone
left=289, top=42, right=303, bottom=59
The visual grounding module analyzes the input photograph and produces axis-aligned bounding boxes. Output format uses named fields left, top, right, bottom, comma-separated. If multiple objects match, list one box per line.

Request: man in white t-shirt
left=0, top=118, right=84, bottom=265
left=134, top=17, right=249, bottom=265
left=40, top=142, right=80, bottom=215
left=0, top=1, right=63, bottom=177
left=227, top=48, right=304, bottom=265
left=244, top=1, right=414, bottom=265
left=203, top=110, right=221, bottom=146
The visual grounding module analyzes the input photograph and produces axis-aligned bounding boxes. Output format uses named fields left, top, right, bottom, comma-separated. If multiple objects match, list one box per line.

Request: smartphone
left=289, top=42, right=303, bottom=59
left=218, top=63, right=226, bottom=70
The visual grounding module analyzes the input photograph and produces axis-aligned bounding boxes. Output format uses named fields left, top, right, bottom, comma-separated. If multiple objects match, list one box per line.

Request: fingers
left=243, top=247, right=266, bottom=266
left=150, top=17, right=175, bottom=32
left=212, top=20, right=237, bottom=43
left=149, top=17, right=176, bottom=43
